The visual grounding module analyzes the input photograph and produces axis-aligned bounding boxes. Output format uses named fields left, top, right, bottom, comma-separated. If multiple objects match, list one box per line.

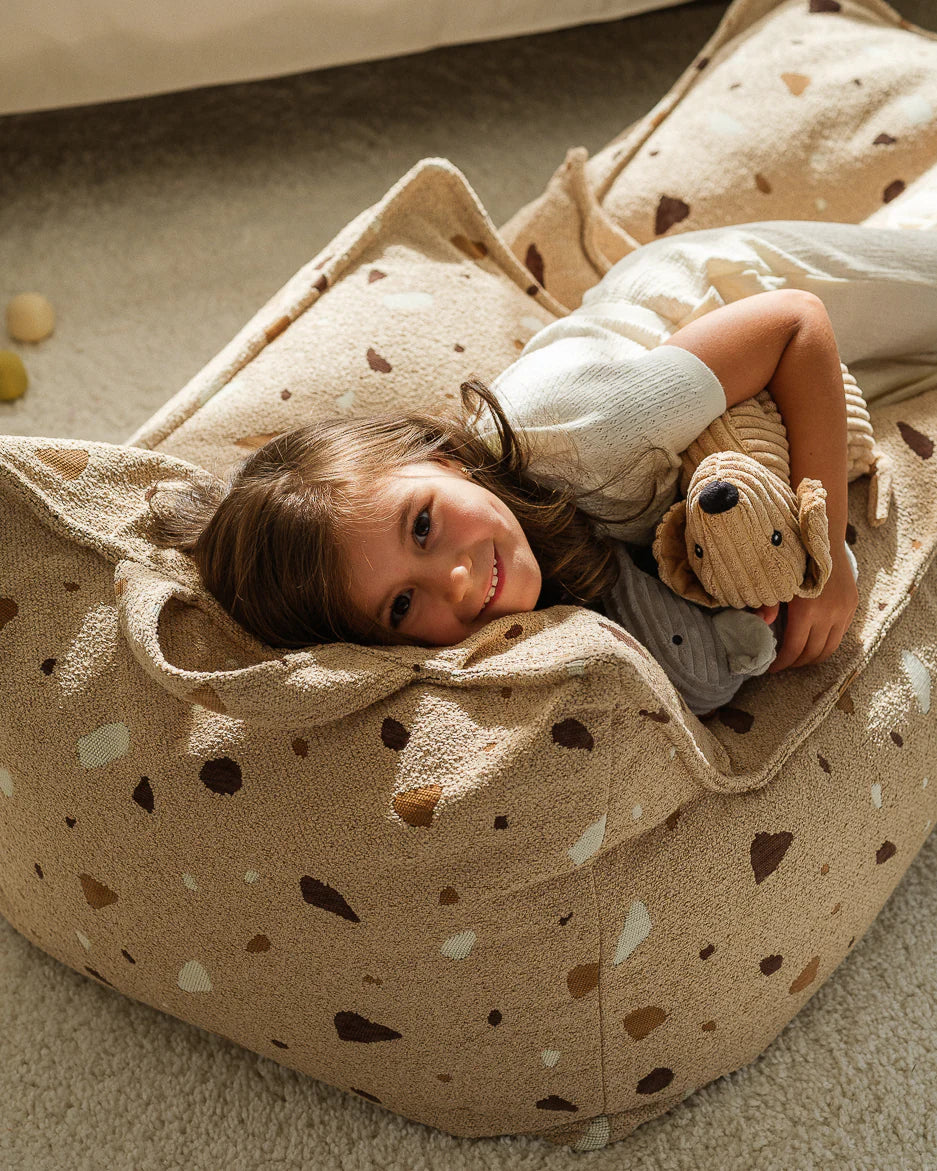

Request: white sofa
left=0, top=0, right=689, bottom=116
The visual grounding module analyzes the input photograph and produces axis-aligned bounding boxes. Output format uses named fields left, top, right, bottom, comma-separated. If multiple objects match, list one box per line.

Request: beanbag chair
left=2, top=0, right=936, bottom=1152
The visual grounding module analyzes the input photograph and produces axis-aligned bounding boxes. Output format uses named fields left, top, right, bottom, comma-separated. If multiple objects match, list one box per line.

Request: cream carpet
left=2, top=1, right=936, bottom=1166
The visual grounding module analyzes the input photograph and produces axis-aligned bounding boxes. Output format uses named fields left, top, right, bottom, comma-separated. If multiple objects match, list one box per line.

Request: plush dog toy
left=651, top=361, right=893, bottom=610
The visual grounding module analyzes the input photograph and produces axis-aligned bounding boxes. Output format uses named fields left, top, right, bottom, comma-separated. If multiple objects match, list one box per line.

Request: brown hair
left=146, top=377, right=660, bottom=649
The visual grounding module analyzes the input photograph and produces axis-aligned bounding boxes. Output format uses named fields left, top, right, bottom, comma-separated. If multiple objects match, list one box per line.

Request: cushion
left=3, top=7, right=937, bottom=1157
left=498, top=0, right=937, bottom=312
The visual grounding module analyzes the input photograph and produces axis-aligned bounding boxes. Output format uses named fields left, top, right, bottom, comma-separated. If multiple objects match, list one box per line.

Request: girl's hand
left=766, top=551, right=858, bottom=673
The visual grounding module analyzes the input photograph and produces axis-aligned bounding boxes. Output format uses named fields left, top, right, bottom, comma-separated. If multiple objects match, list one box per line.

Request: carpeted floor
left=2, top=1, right=936, bottom=1167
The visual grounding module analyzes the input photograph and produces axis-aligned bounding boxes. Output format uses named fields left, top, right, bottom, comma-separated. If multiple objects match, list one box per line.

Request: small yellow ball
left=0, top=350, right=29, bottom=401
left=6, top=292, right=55, bottom=343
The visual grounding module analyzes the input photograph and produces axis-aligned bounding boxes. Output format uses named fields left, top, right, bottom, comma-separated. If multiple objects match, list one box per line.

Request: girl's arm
left=660, top=288, right=857, bottom=672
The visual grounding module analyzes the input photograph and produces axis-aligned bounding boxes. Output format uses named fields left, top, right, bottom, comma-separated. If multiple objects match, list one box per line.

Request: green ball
left=0, top=350, right=28, bottom=401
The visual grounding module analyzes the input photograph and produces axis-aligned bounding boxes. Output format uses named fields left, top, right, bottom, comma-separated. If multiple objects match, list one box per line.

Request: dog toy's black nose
left=698, top=481, right=739, bottom=514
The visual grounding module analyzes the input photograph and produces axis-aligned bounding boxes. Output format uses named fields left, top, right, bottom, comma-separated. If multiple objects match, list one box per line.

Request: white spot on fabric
left=382, top=291, right=434, bottom=311
left=899, top=95, right=934, bottom=126
left=441, top=930, right=476, bottom=960
left=541, top=1049, right=561, bottom=1068
left=0, top=767, right=12, bottom=798
left=77, top=722, right=130, bottom=769
left=568, top=814, right=607, bottom=866
left=614, top=901, right=652, bottom=965
left=572, top=1115, right=611, bottom=1152
left=178, top=959, right=213, bottom=993
left=708, top=111, right=746, bottom=137
left=871, top=783, right=882, bottom=810
left=76, top=931, right=91, bottom=951
left=901, top=650, right=931, bottom=713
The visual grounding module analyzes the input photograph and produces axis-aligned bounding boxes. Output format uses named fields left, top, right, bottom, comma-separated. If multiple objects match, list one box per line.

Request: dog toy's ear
left=652, top=498, right=721, bottom=606
left=795, top=477, right=833, bottom=597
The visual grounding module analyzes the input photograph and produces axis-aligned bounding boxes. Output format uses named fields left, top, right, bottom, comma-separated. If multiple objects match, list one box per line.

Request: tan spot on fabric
left=233, top=432, right=281, bottom=450
left=300, top=875, right=360, bottom=922
left=750, top=831, right=793, bottom=884
left=366, top=347, right=392, bottom=373
left=80, top=874, right=119, bottom=909
left=755, top=173, right=772, bottom=193
left=781, top=72, right=810, bottom=96
left=394, top=783, right=443, bottom=827
left=264, top=315, right=290, bottom=343
left=636, top=1068, right=674, bottom=1095
left=655, top=195, right=689, bottom=236
left=789, top=955, right=820, bottom=994
left=524, top=242, right=544, bottom=287
left=450, top=234, right=488, bottom=260
left=368, top=269, right=387, bottom=283
left=35, top=447, right=89, bottom=480
left=0, top=597, right=18, bottom=632
left=334, top=1011, right=403, bottom=1043
left=567, top=963, right=599, bottom=999
left=622, top=1006, right=668, bottom=1040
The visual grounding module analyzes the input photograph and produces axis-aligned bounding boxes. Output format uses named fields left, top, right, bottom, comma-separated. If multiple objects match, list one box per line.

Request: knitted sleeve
left=479, top=333, right=727, bottom=544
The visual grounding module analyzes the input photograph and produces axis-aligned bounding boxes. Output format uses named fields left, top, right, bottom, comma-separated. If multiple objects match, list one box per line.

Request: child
left=148, top=219, right=937, bottom=714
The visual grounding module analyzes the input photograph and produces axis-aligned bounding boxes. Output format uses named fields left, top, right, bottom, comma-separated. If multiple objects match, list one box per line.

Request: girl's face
left=343, top=459, right=542, bottom=647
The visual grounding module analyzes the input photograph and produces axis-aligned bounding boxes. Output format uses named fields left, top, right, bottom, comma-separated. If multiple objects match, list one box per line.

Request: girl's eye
left=389, top=506, right=432, bottom=628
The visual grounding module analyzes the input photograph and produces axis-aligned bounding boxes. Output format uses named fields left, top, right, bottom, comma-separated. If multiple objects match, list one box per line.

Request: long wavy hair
left=146, top=376, right=661, bottom=649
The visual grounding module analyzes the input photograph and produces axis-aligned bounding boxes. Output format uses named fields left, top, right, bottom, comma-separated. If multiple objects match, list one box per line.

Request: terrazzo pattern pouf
left=498, top=0, right=937, bottom=313
left=4, top=7, right=937, bottom=1156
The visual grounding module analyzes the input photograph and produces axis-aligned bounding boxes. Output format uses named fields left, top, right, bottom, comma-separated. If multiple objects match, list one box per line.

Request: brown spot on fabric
left=34, top=863, right=43, bottom=878
left=394, top=783, right=443, bottom=827
left=0, top=597, right=18, bottom=632
left=789, top=955, right=820, bottom=994
left=264, top=316, right=290, bottom=343
left=488, top=1009, right=502, bottom=1026
left=133, top=777, right=154, bottom=813
left=292, top=738, right=308, bottom=758
left=368, top=269, right=387, bottom=283
left=751, top=831, right=793, bottom=883
left=636, top=1068, right=674, bottom=1095
left=717, top=706, right=754, bottom=733
left=121, top=950, right=136, bottom=963
left=831, top=901, right=841, bottom=915
left=760, top=954, right=783, bottom=975
left=622, top=1006, right=668, bottom=1040
left=874, top=132, right=897, bottom=145
left=280, top=389, right=291, bottom=400
left=638, top=708, right=670, bottom=724
left=780, top=73, right=810, bottom=96
left=912, top=539, right=924, bottom=550
left=334, top=1011, right=403, bottom=1043
left=701, top=1020, right=716, bottom=1031
left=559, top=912, right=573, bottom=925
left=85, top=967, right=115, bottom=987
left=271, top=1039, right=289, bottom=1049
left=500, top=686, right=512, bottom=699
left=567, top=963, right=599, bottom=998
left=817, top=754, right=831, bottom=774
left=696, top=57, right=710, bottom=70
left=600, top=621, right=650, bottom=658
left=884, top=180, right=906, bottom=203
left=755, top=173, right=772, bottom=193
left=436, top=1074, right=452, bottom=1083
left=64, top=582, right=80, bottom=592
left=494, top=815, right=508, bottom=829
left=699, top=943, right=715, bottom=960
left=301, top=876, right=361, bottom=922
left=40, top=658, right=55, bottom=675
left=552, top=718, right=594, bottom=750
left=505, top=623, right=524, bottom=639
left=366, top=347, right=392, bottom=373
left=200, top=757, right=242, bottom=796
left=246, top=935, right=270, bottom=953
left=381, top=717, right=409, bottom=750
left=809, top=0, right=841, bottom=10
left=876, top=840, right=897, bottom=864
left=35, top=447, right=89, bottom=480
left=80, top=874, right=119, bottom=909
left=821, top=863, right=830, bottom=876
left=451, top=234, right=488, bottom=261
left=439, top=887, right=459, bottom=905
left=898, top=421, right=934, bottom=458
left=313, top=274, right=328, bottom=295
left=351, top=1088, right=381, bottom=1102
left=65, top=817, right=76, bottom=828
left=536, top=1095, right=579, bottom=1112
left=525, top=242, right=545, bottom=287
left=890, top=730, right=903, bottom=747
left=655, top=195, right=690, bottom=236
left=362, top=975, right=383, bottom=986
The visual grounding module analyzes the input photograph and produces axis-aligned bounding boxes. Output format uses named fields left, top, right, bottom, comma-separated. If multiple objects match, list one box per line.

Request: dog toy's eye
left=771, top=530, right=782, bottom=546
left=694, top=544, right=703, bottom=559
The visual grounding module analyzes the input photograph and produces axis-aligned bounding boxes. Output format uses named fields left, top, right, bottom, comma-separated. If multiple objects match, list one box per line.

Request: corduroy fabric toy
left=651, top=361, right=893, bottom=609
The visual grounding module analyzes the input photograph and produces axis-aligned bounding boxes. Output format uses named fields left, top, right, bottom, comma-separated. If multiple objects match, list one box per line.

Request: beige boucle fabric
left=498, top=0, right=937, bottom=313
left=3, top=0, right=937, bottom=1152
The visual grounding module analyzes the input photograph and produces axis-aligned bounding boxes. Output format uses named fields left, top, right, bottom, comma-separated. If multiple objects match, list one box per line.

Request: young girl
left=148, top=219, right=937, bottom=714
